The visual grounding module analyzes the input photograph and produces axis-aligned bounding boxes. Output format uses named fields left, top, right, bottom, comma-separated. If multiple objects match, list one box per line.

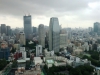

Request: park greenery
left=43, top=64, right=94, bottom=75
left=69, top=65, right=94, bottom=75
left=12, top=60, right=17, bottom=68
left=83, top=50, right=100, bottom=67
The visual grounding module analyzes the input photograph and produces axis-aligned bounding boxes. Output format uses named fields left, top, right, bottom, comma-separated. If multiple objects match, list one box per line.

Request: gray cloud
left=0, top=0, right=100, bottom=28
left=0, top=0, right=99, bottom=16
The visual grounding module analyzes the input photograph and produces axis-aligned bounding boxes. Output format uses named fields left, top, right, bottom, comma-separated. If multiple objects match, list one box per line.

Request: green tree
left=0, top=59, right=7, bottom=70
left=10, top=47, right=16, bottom=53
left=83, top=71, right=90, bottom=75
left=12, top=60, right=17, bottom=68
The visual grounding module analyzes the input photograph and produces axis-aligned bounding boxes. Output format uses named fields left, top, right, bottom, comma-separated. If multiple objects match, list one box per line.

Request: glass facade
left=23, top=15, right=32, bottom=39
left=49, top=17, right=60, bottom=53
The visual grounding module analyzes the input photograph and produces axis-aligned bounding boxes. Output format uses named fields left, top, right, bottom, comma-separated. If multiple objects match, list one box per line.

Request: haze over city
left=0, top=0, right=100, bottom=28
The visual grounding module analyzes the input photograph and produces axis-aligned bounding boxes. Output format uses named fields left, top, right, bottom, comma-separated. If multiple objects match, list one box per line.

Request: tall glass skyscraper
left=49, top=17, right=60, bottom=53
left=23, top=15, right=32, bottom=39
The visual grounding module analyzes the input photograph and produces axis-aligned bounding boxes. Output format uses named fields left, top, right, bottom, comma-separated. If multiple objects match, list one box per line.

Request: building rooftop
left=17, top=58, right=30, bottom=63
left=34, top=57, right=41, bottom=60
left=17, top=60, right=26, bottom=63
left=46, top=59, right=54, bottom=64
left=15, top=70, right=41, bottom=75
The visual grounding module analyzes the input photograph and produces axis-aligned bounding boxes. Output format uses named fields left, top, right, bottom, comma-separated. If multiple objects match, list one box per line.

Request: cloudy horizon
left=0, top=0, right=100, bottom=28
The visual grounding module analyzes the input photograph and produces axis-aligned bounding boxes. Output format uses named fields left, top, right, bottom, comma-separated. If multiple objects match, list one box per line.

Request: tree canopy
left=0, top=59, right=7, bottom=71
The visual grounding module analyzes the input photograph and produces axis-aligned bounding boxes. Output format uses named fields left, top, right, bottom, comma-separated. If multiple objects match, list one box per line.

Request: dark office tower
left=94, top=22, right=100, bottom=32
left=1, top=24, right=6, bottom=35
left=23, top=15, right=32, bottom=39
left=6, top=26, right=11, bottom=36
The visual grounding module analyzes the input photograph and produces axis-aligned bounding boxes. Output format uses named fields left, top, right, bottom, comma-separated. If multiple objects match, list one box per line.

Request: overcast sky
left=0, top=0, right=100, bottom=28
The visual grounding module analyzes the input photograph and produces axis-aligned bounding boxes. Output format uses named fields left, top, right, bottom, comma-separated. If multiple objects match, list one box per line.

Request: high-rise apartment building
left=49, top=17, right=60, bottom=53
left=94, top=22, right=100, bottom=32
left=38, top=24, right=45, bottom=48
left=23, top=15, right=32, bottom=39
left=19, top=32, right=26, bottom=46
left=1, top=24, right=6, bottom=35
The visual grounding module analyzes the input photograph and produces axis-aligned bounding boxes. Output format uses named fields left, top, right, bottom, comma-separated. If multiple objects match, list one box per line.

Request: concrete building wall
left=60, top=34, right=67, bottom=48
left=38, top=24, right=45, bottom=48
left=36, top=45, right=42, bottom=56
left=19, top=32, right=26, bottom=46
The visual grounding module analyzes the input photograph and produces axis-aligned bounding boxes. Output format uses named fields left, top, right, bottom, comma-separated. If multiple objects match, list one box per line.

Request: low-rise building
left=73, top=48, right=83, bottom=55
left=34, top=57, right=42, bottom=65
left=15, top=63, right=41, bottom=75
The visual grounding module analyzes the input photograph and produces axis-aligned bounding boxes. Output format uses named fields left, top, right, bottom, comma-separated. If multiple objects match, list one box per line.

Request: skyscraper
left=49, top=17, right=60, bottom=53
left=94, top=22, right=100, bottom=32
left=23, top=15, right=32, bottom=39
left=6, top=26, right=11, bottom=36
left=1, top=24, right=6, bottom=35
left=38, top=24, right=45, bottom=48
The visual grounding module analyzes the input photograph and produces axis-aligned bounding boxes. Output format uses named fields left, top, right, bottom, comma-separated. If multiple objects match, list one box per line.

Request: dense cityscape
left=0, top=15, right=100, bottom=75
left=1, top=0, right=100, bottom=75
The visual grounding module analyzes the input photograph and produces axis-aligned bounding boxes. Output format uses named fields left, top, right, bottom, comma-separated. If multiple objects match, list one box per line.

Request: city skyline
left=0, top=0, right=100, bottom=28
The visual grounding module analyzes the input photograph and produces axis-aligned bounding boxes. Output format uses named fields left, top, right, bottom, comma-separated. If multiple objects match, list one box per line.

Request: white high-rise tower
left=49, top=17, right=60, bottom=53
left=38, top=24, right=45, bottom=48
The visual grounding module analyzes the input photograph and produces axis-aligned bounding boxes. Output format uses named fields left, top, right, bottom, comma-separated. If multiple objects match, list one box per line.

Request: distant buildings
left=60, top=34, right=67, bottom=48
left=38, top=24, right=45, bottom=48
left=49, top=17, right=60, bottom=53
left=88, top=27, right=93, bottom=32
left=23, top=15, right=32, bottom=39
left=19, top=32, right=26, bottom=46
